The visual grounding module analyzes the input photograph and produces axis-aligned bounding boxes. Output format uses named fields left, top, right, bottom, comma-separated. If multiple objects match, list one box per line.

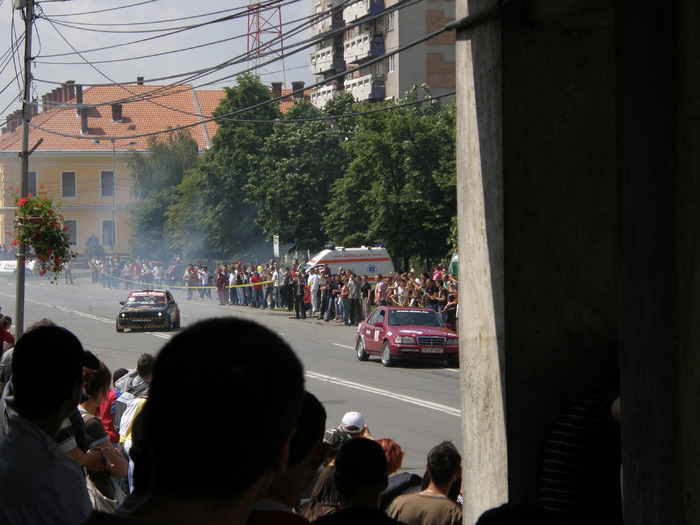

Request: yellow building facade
left=0, top=81, right=226, bottom=260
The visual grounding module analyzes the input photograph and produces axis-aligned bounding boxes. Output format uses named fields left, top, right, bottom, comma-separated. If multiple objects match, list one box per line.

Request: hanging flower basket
left=8, top=186, right=76, bottom=283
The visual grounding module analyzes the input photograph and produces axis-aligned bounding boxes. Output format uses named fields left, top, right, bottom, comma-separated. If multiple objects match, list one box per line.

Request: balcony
left=344, top=73, right=385, bottom=102
left=310, top=46, right=346, bottom=75
left=343, top=0, right=384, bottom=22
left=310, top=84, right=340, bottom=108
left=344, top=33, right=384, bottom=64
left=310, top=9, right=345, bottom=36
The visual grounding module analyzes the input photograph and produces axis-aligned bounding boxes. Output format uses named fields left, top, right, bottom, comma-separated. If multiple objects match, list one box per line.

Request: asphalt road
left=0, top=276, right=462, bottom=475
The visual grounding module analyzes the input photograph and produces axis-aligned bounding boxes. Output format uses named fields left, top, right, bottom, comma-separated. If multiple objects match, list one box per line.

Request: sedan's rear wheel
left=381, top=341, right=394, bottom=367
left=356, top=337, right=369, bottom=361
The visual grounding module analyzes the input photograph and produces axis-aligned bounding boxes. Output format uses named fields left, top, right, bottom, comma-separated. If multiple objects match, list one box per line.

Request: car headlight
left=446, top=337, right=459, bottom=346
left=120, top=313, right=125, bottom=318
left=394, top=336, right=415, bottom=344
left=157, top=312, right=162, bottom=317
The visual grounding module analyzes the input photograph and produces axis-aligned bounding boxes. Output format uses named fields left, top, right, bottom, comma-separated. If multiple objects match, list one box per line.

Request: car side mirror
left=119, top=301, right=125, bottom=305
left=374, top=321, right=383, bottom=327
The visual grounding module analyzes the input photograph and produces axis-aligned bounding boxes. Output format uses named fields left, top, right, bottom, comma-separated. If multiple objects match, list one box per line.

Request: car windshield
left=126, top=295, right=165, bottom=306
left=388, top=310, right=444, bottom=327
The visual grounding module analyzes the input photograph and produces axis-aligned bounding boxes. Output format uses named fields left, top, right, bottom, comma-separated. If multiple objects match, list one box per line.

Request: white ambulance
left=302, top=246, right=394, bottom=280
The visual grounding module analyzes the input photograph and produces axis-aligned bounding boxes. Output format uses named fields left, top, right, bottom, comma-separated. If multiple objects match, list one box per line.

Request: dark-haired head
left=475, top=503, right=561, bottom=525
left=13, top=326, right=83, bottom=418
left=83, top=361, right=111, bottom=401
left=113, top=368, right=129, bottom=386
left=288, top=391, right=327, bottom=468
left=136, top=354, right=155, bottom=378
left=427, top=441, right=461, bottom=485
left=142, top=318, right=304, bottom=501
left=334, top=438, right=388, bottom=491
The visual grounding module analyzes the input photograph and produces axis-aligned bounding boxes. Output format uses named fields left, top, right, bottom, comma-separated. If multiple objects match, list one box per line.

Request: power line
left=27, top=9, right=454, bottom=141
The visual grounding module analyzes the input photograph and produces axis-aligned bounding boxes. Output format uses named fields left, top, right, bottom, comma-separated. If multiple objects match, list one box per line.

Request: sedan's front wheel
left=381, top=342, right=394, bottom=367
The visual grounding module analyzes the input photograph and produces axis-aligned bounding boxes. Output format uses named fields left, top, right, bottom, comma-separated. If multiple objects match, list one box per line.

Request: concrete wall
left=458, top=0, right=700, bottom=521
left=501, top=2, right=618, bottom=502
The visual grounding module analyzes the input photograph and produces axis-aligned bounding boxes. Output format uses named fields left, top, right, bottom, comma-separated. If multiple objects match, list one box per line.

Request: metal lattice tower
left=247, top=1, right=287, bottom=85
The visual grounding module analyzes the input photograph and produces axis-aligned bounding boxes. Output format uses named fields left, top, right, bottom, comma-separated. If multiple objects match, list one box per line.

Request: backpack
left=113, top=377, right=149, bottom=433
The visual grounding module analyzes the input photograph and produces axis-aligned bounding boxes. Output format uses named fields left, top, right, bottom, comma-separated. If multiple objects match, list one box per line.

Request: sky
left=0, top=0, right=313, bottom=123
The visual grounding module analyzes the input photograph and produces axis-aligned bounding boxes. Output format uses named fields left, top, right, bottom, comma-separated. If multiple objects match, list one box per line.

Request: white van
left=302, top=246, right=394, bottom=281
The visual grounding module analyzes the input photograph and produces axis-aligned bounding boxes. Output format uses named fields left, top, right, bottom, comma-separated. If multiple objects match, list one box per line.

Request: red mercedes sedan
left=355, top=306, right=459, bottom=367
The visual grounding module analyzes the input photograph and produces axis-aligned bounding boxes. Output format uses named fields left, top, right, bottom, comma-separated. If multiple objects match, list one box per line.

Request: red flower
left=11, top=241, right=17, bottom=247
left=17, top=198, right=28, bottom=207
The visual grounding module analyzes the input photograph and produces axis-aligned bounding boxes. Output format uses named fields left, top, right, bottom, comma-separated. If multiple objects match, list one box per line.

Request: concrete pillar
left=456, top=0, right=507, bottom=522
left=618, top=0, right=700, bottom=522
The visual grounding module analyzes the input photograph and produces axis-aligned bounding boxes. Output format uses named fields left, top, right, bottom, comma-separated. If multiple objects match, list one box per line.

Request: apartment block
left=309, top=0, right=455, bottom=107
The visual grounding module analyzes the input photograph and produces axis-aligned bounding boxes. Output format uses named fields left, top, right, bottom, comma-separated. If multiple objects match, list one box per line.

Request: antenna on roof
left=246, top=0, right=287, bottom=86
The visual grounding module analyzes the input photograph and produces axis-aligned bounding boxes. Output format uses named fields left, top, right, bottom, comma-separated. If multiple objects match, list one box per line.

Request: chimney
left=64, top=80, right=76, bottom=101
left=137, top=77, right=144, bottom=85
left=291, top=81, right=305, bottom=100
left=271, top=82, right=283, bottom=98
left=80, top=108, right=89, bottom=135
left=41, top=95, right=48, bottom=113
left=75, top=85, right=83, bottom=117
left=111, top=103, right=123, bottom=122
left=53, top=88, right=62, bottom=104
left=30, top=100, right=38, bottom=117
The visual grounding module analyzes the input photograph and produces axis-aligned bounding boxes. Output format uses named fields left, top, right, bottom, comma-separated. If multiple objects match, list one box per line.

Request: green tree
left=127, top=130, right=199, bottom=260
left=248, top=92, right=356, bottom=252
left=324, top=88, right=456, bottom=268
left=166, top=75, right=281, bottom=259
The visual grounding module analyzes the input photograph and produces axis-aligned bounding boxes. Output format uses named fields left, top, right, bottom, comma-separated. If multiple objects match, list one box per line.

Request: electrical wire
left=25, top=0, right=361, bottom=113
left=45, top=0, right=161, bottom=18
left=21, top=0, right=416, bottom=119
left=36, top=0, right=291, bottom=57
left=14, top=0, right=465, bottom=133
left=28, top=11, right=454, bottom=141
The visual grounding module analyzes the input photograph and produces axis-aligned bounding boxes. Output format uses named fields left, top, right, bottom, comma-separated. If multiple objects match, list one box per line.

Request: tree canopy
left=127, top=130, right=199, bottom=261
left=128, top=78, right=456, bottom=268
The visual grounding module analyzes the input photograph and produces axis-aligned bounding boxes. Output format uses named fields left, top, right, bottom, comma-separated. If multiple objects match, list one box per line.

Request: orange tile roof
left=279, top=88, right=312, bottom=113
left=0, top=83, right=310, bottom=153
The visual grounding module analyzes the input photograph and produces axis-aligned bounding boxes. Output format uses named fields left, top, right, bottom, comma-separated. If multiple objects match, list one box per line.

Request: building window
left=102, top=220, right=115, bottom=248
left=101, top=171, right=114, bottom=198
left=387, top=55, right=395, bottom=72
left=64, top=219, right=77, bottom=245
left=62, top=172, right=76, bottom=198
left=387, top=11, right=395, bottom=31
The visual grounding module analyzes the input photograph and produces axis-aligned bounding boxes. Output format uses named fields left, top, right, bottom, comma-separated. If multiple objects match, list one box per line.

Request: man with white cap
left=340, top=411, right=372, bottom=439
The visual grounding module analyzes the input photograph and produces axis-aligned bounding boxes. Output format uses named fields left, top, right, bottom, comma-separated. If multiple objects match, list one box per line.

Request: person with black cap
left=0, top=325, right=93, bottom=525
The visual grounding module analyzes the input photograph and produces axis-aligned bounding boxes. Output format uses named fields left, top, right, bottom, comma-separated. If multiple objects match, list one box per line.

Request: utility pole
left=15, top=0, right=36, bottom=339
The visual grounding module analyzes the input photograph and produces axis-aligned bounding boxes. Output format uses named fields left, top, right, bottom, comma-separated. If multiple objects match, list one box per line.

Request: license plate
left=422, top=347, right=443, bottom=353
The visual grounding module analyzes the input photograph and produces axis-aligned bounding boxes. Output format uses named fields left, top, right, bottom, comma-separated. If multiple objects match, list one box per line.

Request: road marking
left=305, top=371, right=461, bottom=417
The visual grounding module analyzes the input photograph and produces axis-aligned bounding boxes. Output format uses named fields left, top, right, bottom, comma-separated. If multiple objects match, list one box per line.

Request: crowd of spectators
left=0, top=306, right=615, bottom=524
left=84, top=255, right=460, bottom=328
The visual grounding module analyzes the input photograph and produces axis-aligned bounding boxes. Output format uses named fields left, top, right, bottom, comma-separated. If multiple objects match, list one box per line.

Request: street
left=0, top=277, right=462, bottom=476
